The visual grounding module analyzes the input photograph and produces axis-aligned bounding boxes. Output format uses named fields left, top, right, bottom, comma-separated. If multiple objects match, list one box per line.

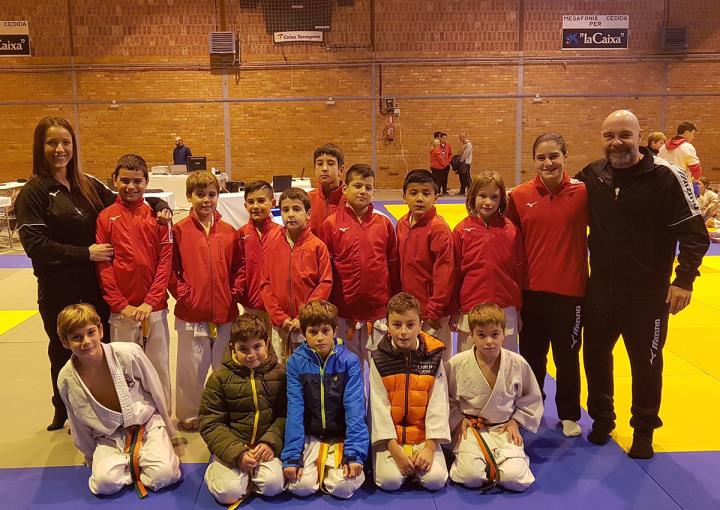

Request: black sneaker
left=628, top=430, right=654, bottom=459
left=587, top=423, right=615, bottom=445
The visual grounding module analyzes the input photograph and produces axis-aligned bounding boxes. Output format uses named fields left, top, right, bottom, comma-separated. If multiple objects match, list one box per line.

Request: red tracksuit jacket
left=319, top=203, right=401, bottom=322
left=308, top=185, right=346, bottom=235
left=506, top=173, right=588, bottom=297
left=396, top=207, right=456, bottom=320
left=169, top=210, right=241, bottom=324
left=259, top=225, right=333, bottom=327
left=452, top=213, right=525, bottom=312
left=237, top=217, right=283, bottom=310
left=95, top=197, right=173, bottom=313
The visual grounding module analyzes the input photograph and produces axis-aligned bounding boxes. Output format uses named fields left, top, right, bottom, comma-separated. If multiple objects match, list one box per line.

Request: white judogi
left=336, top=317, right=387, bottom=381
left=109, top=309, right=172, bottom=413
left=57, top=342, right=181, bottom=496
left=174, top=319, right=232, bottom=423
left=423, top=316, right=453, bottom=362
left=446, top=348, right=543, bottom=492
left=205, top=457, right=284, bottom=504
left=369, top=348, right=451, bottom=491
left=286, top=435, right=365, bottom=499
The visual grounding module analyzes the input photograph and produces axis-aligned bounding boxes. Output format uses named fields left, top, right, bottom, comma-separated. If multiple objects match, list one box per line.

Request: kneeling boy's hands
left=412, top=440, right=436, bottom=475
left=251, top=443, right=275, bottom=462
left=284, top=466, right=303, bottom=483
left=388, top=440, right=415, bottom=478
left=343, top=462, right=363, bottom=479
left=498, top=418, right=523, bottom=446
left=239, top=450, right=259, bottom=472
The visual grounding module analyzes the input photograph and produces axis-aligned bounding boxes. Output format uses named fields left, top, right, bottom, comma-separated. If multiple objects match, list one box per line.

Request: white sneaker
left=561, top=420, right=582, bottom=437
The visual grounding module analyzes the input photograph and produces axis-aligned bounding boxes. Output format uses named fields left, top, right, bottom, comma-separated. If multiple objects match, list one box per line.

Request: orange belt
left=140, top=320, right=149, bottom=351
left=317, top=441, right=344, bottom=489
left=464, top=414, right=503, bottom=493
left=124, top=424, right=148, bottom=498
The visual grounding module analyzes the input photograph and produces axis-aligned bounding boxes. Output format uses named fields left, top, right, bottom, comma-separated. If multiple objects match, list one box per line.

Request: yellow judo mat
left=385, top=201, right=720, bottom=454
left=0, top=310, right=37, bottom=336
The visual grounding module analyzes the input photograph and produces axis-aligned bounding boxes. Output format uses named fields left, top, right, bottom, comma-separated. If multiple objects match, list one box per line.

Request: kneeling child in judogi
left=200, top=314, right=286, bottom=506
left=447, top=302, right=543, bottom=492
left=57, top=304, right=181, bottom=497
left=369, top=292, right=450, bottom=491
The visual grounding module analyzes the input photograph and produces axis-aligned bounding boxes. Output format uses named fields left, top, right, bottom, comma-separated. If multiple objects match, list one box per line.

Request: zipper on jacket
left=401, top=350, right=411, bottom=445
left=288, top=242, right=295, bottom=317
left=313, top=349, right=336, bottom=432
left=207, top=226, right=215, bottom=322
left=249, top=369, right=260, bottom=445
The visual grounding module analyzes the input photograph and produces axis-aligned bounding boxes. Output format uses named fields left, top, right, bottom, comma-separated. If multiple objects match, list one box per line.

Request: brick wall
left=3, top=0, right=720, bottom=188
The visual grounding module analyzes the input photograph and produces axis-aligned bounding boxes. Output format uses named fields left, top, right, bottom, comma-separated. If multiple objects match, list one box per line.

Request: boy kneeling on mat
left=57, top=303, right=181, bottom=497
left=281, top=299, right=369, bottom=498
left=447, top=302, right=543, bottom=492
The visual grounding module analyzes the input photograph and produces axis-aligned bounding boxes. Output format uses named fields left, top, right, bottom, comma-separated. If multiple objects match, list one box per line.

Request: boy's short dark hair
left=403, top=169, right=438, bottom=194
left=468, top=302, right=506, bottom=332
left=345, top=163, right=374, bottom=185
left=230, top=315, right=269, bottom=346
left=433, top=131, right=442, bottom=139
left=244, top=180, right=274, bottom=200
left=113, top=154, right=148, bottom=180
left=313, top=143, right=345, bottom=167
left=186, top=170, right=220, bottom=197
left=279, top=187, right=311, bottom=211
left=299, top=299, right=338, bottom=333
left=387, top=292, right=421, bottom=319
left=57, top=303, right=101, bottom=340
left=677, top=121, right=697, bottom=135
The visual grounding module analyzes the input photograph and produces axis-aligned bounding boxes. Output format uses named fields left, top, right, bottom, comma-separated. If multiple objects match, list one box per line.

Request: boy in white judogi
left=57, top=304, right=181, bottom=497
left=447, top=302, right=543, bottom=492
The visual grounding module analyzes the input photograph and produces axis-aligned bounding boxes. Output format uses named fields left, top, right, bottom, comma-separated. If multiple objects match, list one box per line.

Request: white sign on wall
left=562, top=15, right=629, bottom=50
left=273, top=31, right=323, bottom=43
left=0, top=20, right=30, bottom=57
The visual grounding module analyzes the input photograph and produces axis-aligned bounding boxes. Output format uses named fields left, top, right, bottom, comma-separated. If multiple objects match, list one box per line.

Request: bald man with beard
left=575, top=110, right=709, bottom=459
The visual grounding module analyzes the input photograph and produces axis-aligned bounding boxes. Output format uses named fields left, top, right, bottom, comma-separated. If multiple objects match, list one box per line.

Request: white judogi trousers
left=457, top=306, right=519, bottom=353
left=422, top=315, right=453, bottom=363
left=110, top=310, right=172, bottom=413
left=286, top=435, right=365, bottom=499
left=174, top=319, right=231, bottom=422
left=204, top=457, right=284, bottom=504
left=450, top=427, right=534, bottom=492
left=336, top=318, right=387, bottom=381
left=372, top=441, right=448, bottom=491
left=89, top=413, right=181, bottom=496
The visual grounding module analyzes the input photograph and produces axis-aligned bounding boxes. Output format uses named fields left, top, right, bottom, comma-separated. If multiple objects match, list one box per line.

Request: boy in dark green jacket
left=200, top=315, right=286, bottom=505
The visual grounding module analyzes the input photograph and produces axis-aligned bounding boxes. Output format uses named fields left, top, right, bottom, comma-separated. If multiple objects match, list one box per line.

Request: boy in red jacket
left=397, top=169, right=456, bottom=362
left=319, top=164, right=400, bottom=376
left=96, top=154, right=174, bottom=410
left=260, top=187, right=333, bottom=362
left=308, top=143, right=346, bottom=234
left=170, top=171, right=243, bottom=431
left=237, top=180, right=282, bottom=318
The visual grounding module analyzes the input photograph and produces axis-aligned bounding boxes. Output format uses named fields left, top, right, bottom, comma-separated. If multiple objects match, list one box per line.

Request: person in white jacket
left=447, top=302, right=543, bottom=492
left=57, top=303, right=181, bottom=497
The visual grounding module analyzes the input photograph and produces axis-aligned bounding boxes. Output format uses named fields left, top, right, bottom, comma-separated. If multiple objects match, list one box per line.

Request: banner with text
left=562, top=15, right=628, bottom=50
left=273, top=31, right=323, bottom=44
left=0, top=20, right=30, bottom=56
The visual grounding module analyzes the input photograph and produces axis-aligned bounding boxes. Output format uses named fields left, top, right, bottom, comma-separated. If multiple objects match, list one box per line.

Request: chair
left=0, top=189, right=20, bottom=249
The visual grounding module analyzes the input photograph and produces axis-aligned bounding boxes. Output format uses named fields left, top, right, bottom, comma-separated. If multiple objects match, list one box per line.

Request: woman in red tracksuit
left=506, top=132, right=588, bottom=438
left=450, top=171, right=525, bottom=353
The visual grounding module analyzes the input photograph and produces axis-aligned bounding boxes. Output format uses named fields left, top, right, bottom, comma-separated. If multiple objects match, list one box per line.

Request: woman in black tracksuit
left=14, top=117, right=169, bottom=431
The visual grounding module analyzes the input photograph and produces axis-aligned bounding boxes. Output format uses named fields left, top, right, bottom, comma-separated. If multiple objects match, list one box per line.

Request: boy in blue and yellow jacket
left=281, top=299, right=369, bottom=499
